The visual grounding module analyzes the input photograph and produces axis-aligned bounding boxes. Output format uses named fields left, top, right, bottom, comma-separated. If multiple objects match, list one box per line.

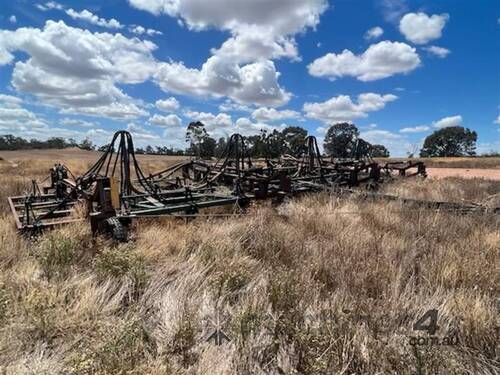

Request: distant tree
left=67, top=138, right=79, bottom=147
left=371, top=144, right=390, bottom=157
left=172, top=149, right=185, bottom=156
left=145, top=145, right=154, bottom=154
left=186, top=121, right=208, bottom=158
left=0, top=135, right=29, bottom=150
left=353, top=138, right=373, bottom=159
left=98, top=144, right=110, bottom=152
left=79, top=138, right=94, bottom=151
left=47, top=137, right=67, bottom=149
left=266, top=129, right=288, bottom=158
left=323, top=122, right=360, bottom=158
left=420, top=126, right=477, bottom=157
left=246, top=130, right=269, bottom=158
left=29, top=139, right=44, bottom=149
left=215, top=137, right=228, bottom=157
left=0, top=134, right=91, bottom=150
left=199, top=136, right=216, bottom=158
left=282, top=126, right=307, bottom=156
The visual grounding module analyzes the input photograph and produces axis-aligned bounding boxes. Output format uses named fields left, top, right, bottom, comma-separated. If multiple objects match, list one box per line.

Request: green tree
left=371, top=144, right=390, bottom=157
left=186, top=121, right=208, bottom=158
left=247, top=130, right=269, bottom=158
left=47, top=137, right=67, bottom=149
left=266, top=129, right=287, bottom=158
left=98, top=143, right=111, bottom=152
left=323, top=123, right=360, bottom=158
left=282, top=126, right=307, bottom=156
left=199, top=136, right=217, bottom=158
left=420, top=126, right=477, bottom=157
left=215, top=137, right=228, bottom=157
left=79, top=138, right=94, bottom=151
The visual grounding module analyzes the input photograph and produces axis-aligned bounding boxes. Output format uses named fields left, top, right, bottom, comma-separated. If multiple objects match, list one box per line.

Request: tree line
left=176, top=121, right=482, bottom=158
left=0, top=135, right=97, bottom=151
left=184, top=121, right=391, bottom=158
left=0, top=122, right=483, bottom=158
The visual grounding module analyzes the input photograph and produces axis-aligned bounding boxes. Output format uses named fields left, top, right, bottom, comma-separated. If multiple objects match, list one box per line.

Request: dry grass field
left=0, top=156, right=499, bottom=374
left=1, top=149, right=499, bottom=168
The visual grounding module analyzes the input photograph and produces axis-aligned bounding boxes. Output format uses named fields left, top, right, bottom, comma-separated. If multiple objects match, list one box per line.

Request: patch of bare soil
left=426, top=168, right=500, bottom=180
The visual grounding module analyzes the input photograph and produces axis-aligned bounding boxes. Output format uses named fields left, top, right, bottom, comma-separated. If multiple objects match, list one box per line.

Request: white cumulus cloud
left=66, top=8, right=123, bottom=29
left=36, top=2, right=64, bottom=11
left=154, top=57, right=291, bottom=106
left=0, top=94, right=23, bottom=108
left=155, top=97, right=179, bottom=112
left=0, top=106, right=48, bottom=132
left=308, top=41, right=421, bottom=81
left=0, top=20, right=156, bottom=119
left=59, top=117, right=99, bottom=127
left=303, top=93, right=398, bottom=123
left=399, top=12, right=449, bottom=44
left=149, top=113, right=182, bottom=127
left=129, top=0, right=327, bottom=105
left=399, top=125, right=430, bottom=133
left=433, top=115, right=462, bottom=128
left=129, top=25, right=163, bottom=36
left=364, top=26, right=383, bottom=40
left=360, top=129, right=411, bottom=157
left=252, top=107, right=301, bottom=121
left=424, top=45, right=451, bottom=58
left=183, top=110, right=281, bottom=138
left=129, top=0, right=327, bottom=63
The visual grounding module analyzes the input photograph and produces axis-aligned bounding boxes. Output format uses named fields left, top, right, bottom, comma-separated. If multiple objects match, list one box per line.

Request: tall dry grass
left=0, top=160, right=498, bottom=374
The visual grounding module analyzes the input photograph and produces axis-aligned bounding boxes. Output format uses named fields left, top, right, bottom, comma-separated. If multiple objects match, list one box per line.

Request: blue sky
left=0, top=0, right=498, bottom=155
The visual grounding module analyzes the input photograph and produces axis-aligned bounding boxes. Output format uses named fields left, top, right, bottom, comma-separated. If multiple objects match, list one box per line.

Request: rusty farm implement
left=7, top=130, right=497, bottom=241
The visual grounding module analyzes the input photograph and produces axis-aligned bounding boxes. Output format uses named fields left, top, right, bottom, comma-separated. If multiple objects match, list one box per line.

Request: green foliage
left=246, top=130, right=271, bottom=158
left=215, top=137, right=228, bottom=157
left=95, top=246, right=147, bottom=293
left=323, top=123, right=379, bottom=159
left=324, top=122, right=360, bottom=157
left=210, top=263, right=250, bottom=302
left=185, top=121, right=217, bottom=158
left=36, top=234, right=81, bottom=278
left=282, top=126, right=308, bottom=156
left=67, top=320, right=157, bottom=375
left=420, top=126, right=477, bottom=157
left=371, top=144, right=390, bottom=157
left=153, top=145, right=186, bottom=155
left=79, top=138, right=95, bottom=151
left=200, top=135, right=216, bottom=158
left=0, top=134, right=78, bottom=150
left=23, top=285, right=68, bottom=342
left=246, top=126, right=308, bottom=158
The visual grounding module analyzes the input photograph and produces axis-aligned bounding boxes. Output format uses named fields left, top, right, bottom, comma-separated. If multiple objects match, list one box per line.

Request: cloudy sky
left=0, top=0, right=498, bottom=155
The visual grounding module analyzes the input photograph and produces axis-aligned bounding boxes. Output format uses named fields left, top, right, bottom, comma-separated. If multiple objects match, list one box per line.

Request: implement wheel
left=105, top=217, right=128, bottom=242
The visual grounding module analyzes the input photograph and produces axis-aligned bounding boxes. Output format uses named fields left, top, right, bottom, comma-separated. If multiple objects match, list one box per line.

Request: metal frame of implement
left=8, top=130, right=496, bottom=241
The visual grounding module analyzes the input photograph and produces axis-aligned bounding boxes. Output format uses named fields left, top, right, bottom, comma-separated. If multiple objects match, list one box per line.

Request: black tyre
left=106, top=217, right=128, bottom=242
